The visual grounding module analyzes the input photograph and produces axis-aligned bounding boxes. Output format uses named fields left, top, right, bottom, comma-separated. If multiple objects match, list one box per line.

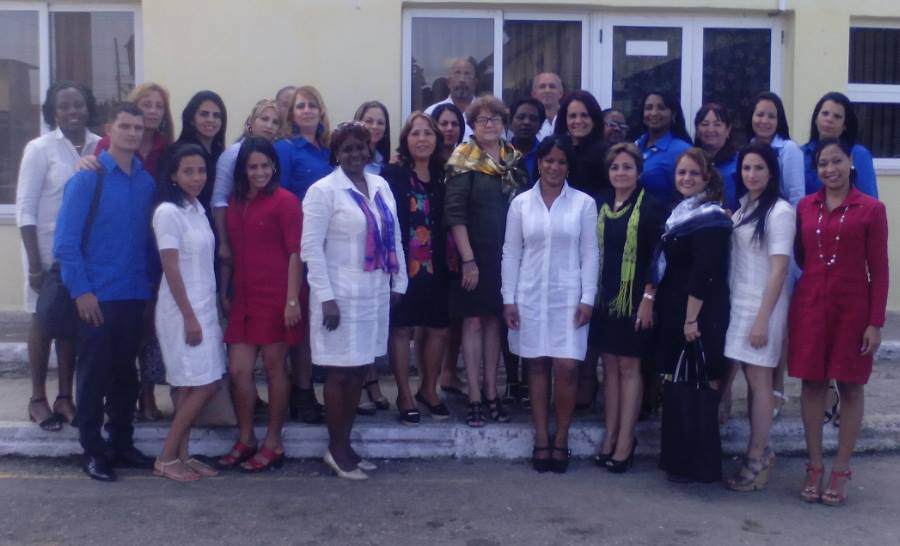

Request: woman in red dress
left=216, top=137, right=304, bottom=472
left=789, top=138, right=888, bottom=506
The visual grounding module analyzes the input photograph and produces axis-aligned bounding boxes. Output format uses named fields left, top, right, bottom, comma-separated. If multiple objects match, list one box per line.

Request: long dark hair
left=233, top=137, right=280, bottom=202
left=396, top=112, right=444, bottom=179
left=747, top=92, right=791, bottom=141
left=641, top=91, right=691, bottom=144
left=554, top=90, right=604, bottom=141
left=693, top=102, right=737, bottom=167
left=430, top=103, right=465, bottom=145
left=41, top=80, right=97, bottom=129
left=177, top=90, right=227, bottom=157
left=808, top=91, right=859, bottom=146
left=157, top=143, right=207, bottom=207
left=354, top=100, right=391, bottom=164
left=734, top=142, right=782, bottom=244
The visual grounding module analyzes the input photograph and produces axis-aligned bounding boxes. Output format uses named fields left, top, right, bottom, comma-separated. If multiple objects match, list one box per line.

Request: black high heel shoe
left=606, top=439, right=637, bottom=474
left=550, top=447, right=571, bottom=474
left=290, top=386, right=324, bottom=424
left=532, top=446, right=552, bottom=473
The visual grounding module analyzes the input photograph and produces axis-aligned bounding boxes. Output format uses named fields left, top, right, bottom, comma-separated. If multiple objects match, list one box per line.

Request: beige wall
left=0, top=0, right=897, bottom=310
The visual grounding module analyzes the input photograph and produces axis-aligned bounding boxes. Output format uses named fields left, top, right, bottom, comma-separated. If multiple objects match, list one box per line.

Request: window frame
left=0, top=1, right=141, bottom=218
left=848, top=20, right=900, bottom=174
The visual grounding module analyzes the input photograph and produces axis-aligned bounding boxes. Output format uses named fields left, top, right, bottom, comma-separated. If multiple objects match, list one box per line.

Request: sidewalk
left=1, top=310, right=899, bottom=459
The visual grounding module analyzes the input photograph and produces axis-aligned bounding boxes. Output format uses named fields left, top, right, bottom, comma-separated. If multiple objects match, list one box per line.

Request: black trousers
left=75, top=300, right=145, bottom=457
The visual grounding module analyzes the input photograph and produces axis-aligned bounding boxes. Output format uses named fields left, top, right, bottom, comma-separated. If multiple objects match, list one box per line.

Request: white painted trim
left=0, top=205, right=16, bottom=219
left=492, top=11, right=503, bottom=97
left=47, top=2, right=136, bottom=12
left=850, top=19, right=900, bottom=29
left=401, top=10, right=413, bottom=116
left=875, top=159, right=900, bottom=176
left=847, top=84, right=900, bottom=104
left=37, top=2, right=49, bottom=133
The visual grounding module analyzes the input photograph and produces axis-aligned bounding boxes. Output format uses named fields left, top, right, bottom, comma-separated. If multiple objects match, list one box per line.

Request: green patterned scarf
left=446, top=139, right=523, bottom=202
left=597, top=189, right=645, bottom=317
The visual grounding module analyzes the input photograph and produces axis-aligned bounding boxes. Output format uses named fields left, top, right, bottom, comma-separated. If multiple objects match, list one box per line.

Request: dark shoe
left=397, top=396, right=421, bottom=425
left=532, top=446, right=552, bottom=473
left=414, top=391, right=450, bottom=420
left=439, top=383, right=467, bottom=399
left=667, top=472, right=695, bottom=483
left=290, top=386, right=324, bottom=424
left=502, top=382, right=520, bottom=404
left=28, top=397, right=63, bottom=432
left=550, top=447, right=570, bottom=474
left=110, top=446, right=155, bottom=469
left=364, top=380, right=390, bottom=411
left=82, top=454, right=116, bottom=482
left=606, top=439, right=637, bottom=474
left=466, top=401, right=486, bottom=428
left=254, top=396, right=269, bottom=417
left=593, top=451, right=613, bottom=467
left=483, top=396, right=510, bottom=423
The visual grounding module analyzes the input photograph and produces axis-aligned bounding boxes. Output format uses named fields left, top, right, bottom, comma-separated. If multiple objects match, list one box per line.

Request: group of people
left=15, top=57, right=888, bottom=507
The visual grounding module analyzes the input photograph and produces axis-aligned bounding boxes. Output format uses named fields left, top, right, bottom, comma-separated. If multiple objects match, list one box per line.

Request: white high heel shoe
left=324, top=450, right=368, bottom=480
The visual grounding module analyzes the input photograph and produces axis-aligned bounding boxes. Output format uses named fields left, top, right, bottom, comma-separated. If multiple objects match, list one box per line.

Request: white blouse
left=210, top=140, right=242, bottom=208
left=301, top=168, right=408, bottom=366
left=501, top=182, right=599, bottom=360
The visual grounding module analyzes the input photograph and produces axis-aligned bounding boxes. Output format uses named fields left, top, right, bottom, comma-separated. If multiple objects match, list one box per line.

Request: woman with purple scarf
left=301, top=123, right=407, bottom=480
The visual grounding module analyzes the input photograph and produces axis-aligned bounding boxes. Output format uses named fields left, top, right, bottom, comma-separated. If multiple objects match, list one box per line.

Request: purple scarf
left=347, top=188, right=399, bottom=274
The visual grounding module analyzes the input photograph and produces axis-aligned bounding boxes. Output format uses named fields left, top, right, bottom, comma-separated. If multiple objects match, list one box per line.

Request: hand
left=574, top=303, right=593, bottom=328
left=28, top=270, right=44, bottom=293
left=75, top=292, right=103, bottom=327
left=219, top=293, right=231, bottom=315
left=390, top=291, right=402, bottom=306
left=503, top=304, right=520, bottom=330
left=461, top=260, right=479, bottom=291
left=748, top=317, right=768, bottom=349
left=217, top=241, right=233, bottom=265
left=75, top=155, right=101, bottom=172
left=322, top=300, right=340, bottom=331
left=184, top=314, right=203, bottom=346
left=285, top=301, right=301, bottom=328
left=860, top=325, right=881, bottom=356
left=635, top=299, right=654, bottom=332
left=683, top=320, right=701, bottom=342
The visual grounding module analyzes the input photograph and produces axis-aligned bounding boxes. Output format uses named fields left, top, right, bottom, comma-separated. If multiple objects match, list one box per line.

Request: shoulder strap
left=80, top=168, right=106, bottom=254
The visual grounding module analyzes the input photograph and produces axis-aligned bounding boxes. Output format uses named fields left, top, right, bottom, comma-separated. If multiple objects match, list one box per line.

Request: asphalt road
left=0, top=454, right=898, bottom=546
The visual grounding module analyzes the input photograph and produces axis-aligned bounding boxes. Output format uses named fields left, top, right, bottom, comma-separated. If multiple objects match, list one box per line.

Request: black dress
left=589, top=188, right=665, bottom=356
left=654, top=225, right=731, bottom=380
left=566, top=132, right=610, bottom=198
left=383, top=163, right=449, bottom=329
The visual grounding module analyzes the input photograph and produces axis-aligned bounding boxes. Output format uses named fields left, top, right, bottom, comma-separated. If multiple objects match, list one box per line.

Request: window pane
left=410, top=17, right=493, bottom=113
left=702, top=28, right=771, bottom=145
left=612, top=27, right=682, bottom=138
left=0, top=11, right=40, bottom=205
left=856, top=103, right=900, bottom=158
left=502, top=20, right=581, bottom=105
left=849, top=28, right=900, bottom=85
left=50, top=11, right=135, bottom=131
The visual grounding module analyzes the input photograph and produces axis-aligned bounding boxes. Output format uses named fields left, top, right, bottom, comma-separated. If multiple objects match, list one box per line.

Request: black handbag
left=659, top=339, right=723, bottom=483
left=35, top=170, right=105, bottom=339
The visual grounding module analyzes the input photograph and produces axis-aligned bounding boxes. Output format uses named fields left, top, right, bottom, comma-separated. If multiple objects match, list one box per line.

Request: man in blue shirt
left=508, top=98, right=545, bottom=187
left=54, top=103, right=157, bottom=481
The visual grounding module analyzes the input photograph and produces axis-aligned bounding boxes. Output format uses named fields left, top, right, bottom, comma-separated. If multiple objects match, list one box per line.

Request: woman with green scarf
left=444, top=95, right=528, bottom=428
left=590, top=142, right=665, bottom=473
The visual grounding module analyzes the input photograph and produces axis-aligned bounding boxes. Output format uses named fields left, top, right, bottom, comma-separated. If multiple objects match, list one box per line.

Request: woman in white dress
left=16, top=81, right=100, bottom=430
left=723, top=141, right=795, bottom=491
left=502, top=136, right=599, bottom=473
left=152, top=144, right=226, bottom=482
left=302, top=123, right=407, bottom=480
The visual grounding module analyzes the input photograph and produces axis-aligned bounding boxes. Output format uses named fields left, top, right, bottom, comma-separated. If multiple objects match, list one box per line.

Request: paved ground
left=0, top=454, right=898, bottom=546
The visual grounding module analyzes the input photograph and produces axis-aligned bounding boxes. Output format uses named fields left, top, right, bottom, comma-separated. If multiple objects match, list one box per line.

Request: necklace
left=815, top=202, right=848, bottom=267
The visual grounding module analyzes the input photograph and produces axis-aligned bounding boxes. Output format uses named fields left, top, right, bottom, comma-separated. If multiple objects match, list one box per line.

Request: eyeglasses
left=605, top=121, right=628, bottom=131
left=475, top=115, right=503, bottom=126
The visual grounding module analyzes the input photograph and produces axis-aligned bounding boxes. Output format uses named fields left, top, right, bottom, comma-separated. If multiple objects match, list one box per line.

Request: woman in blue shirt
left=354, top=100, right=392, bottom=175
left=274, top=85, right=332, bottom=201
left=634, top=91, right=692, bottom=207
left=747, top=92, right=805, bottom=207
left=694, top=102, right=739, bottom=212
left=801, top=91, right=878, bottom=198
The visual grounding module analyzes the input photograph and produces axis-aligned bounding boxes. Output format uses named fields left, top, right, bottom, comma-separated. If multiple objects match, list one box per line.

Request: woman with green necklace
left=590, top=142, right=665, bottom=473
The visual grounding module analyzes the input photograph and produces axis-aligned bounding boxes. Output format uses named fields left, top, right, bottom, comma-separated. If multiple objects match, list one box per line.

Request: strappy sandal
left=822, top=468, right=852, bottom=506
left=824, top=383, right=840, bottom=426
left=216, top=441, right=257, bottom=470
left=184, top=457, right=219, bottom=477
left=154, top=458, right=200, bottom=482
left=52, top=395, right=77, bottom=426
left=28, top=397, right=63, bottom=432
left=483, top=396, right=510, bottom=423
left=240, top=446, right=285, bottom=473
left=466, top=401, right=485, bottom=428
left=801, top=463, right=825, bottom=503
left=726, top=454, right=772, bottom=492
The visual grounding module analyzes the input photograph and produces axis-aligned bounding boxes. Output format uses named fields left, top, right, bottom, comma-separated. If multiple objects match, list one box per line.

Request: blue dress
left=636, top=131, right=692, bottom=207
left=274, top=135, right=332, bottom=201
left=801, top=141, right=878, bottom=198
left=715, top=153, right=739, bottom=211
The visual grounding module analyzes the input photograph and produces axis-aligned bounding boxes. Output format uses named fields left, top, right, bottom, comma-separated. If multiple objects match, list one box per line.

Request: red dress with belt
left=788, top=187, right=889, bottom=384
left=225, top=187, right=305, bottom=345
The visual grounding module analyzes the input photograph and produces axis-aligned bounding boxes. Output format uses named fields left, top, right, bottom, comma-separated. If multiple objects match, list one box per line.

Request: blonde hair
left=127, top=82, right=174, bottom=142
left=242, top=99, right=281, bottom=139
left=280, top=85, right=331, bottom=147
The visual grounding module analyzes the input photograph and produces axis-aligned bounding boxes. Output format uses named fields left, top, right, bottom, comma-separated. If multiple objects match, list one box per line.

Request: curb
left=1, top=415, right=899, bottom=459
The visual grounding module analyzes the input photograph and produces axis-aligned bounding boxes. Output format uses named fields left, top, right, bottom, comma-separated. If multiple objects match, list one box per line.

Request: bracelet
left=685, top=319, right=698, bottom=325
left=462, top=259, right=476, bottom=265
left=642, top=292, right=655, bottom=301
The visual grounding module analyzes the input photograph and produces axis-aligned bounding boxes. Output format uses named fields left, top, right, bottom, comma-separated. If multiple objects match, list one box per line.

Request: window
left=0, top=4, right=140, bottom=211
left=502, top=19, right=582, bottom=105
left=848, top=26, right=900, bottom=165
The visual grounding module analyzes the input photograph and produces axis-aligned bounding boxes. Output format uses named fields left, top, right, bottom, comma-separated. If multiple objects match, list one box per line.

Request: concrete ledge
left=1, top=415, right=898, bottom=459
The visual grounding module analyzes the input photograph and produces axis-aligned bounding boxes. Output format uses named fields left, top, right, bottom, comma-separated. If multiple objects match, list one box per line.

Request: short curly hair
left=41, top=81, right=97, bottom=129
left=464, top=95, right=509, bottom=130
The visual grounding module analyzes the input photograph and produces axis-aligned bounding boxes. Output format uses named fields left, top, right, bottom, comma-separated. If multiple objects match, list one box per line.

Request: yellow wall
left=0, top=0, right=897, bottom=310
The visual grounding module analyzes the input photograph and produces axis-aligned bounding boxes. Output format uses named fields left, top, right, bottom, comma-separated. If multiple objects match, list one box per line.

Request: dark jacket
left=566, top=132, right=609, bottom=198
